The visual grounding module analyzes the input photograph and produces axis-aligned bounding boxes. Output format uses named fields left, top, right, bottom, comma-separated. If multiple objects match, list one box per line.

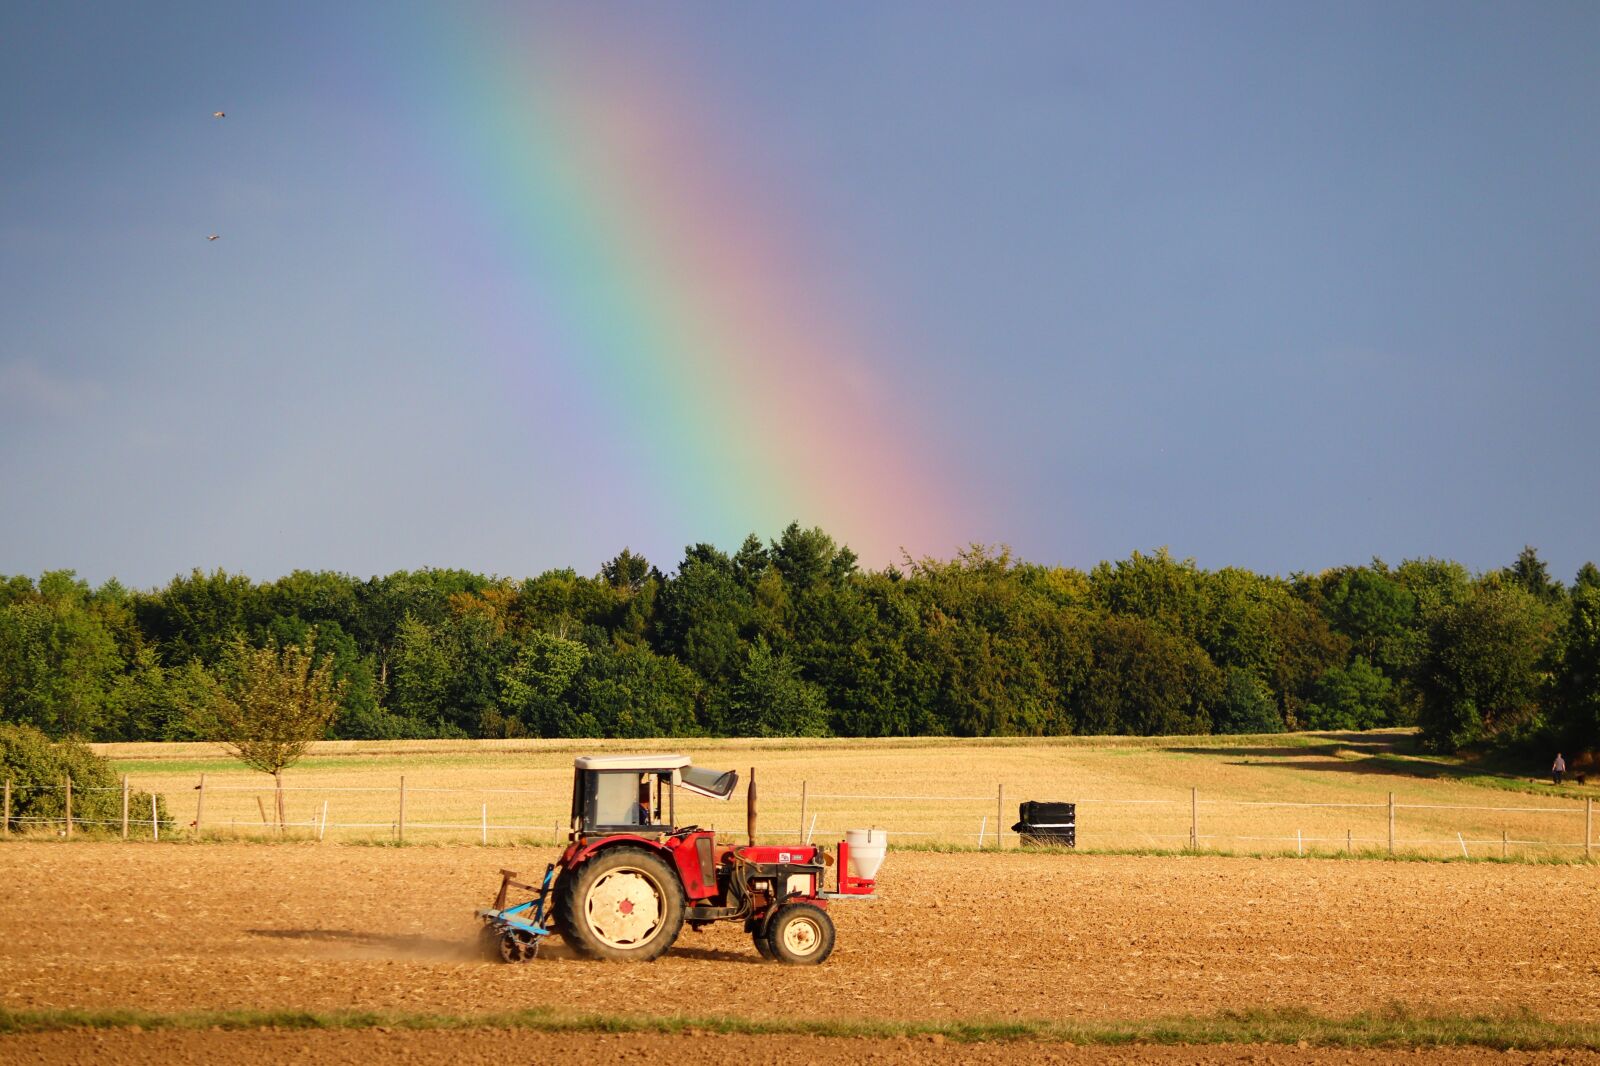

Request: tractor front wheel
left=763, top=903, right=835, bottom=965
left=560, top=847, right=684, bottom=962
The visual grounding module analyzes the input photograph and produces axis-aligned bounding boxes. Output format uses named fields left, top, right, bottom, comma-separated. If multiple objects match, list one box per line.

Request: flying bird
left=207, top=234, right=220, bottom=241
left=213, top=111, right=225, bottom=118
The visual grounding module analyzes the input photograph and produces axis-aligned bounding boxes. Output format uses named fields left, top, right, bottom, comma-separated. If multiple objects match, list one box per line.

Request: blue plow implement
left=475, top=864, right=555, bottom=962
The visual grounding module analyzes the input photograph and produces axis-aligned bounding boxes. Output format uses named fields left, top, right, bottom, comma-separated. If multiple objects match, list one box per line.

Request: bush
left=0, top=722, right=170, bottom=833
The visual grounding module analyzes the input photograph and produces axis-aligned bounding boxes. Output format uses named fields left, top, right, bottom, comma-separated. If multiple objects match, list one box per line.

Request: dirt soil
left=3, top=843, right=1599, bottom=1023
left=6, top=1030, right=1600, bottom=1066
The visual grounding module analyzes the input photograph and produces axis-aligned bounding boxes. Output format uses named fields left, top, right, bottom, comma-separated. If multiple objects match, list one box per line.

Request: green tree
left=600, top=548, right=657, bottom=592
left=796, top=572, right=933, bottom=736
left=206, top=637, right=344, bottom=828
left=717, top=638, right=829, bottom=737
left=576, top=644, right=699, bottom=737
left=1089, top=548, right=1208, bottom=641
left=731, top=533, right=772, bottom=588
left=262, top=570, right=362, bottom=637
left=771, top=522, right=858, bottom=589
left=1506, top=545, right=1565, bottom=606
left=386, top=609, right=508, bottom=737
left=656, top=550, right=751, bottom=686
left=0, top=572, right=124, bottom=737
left=1317, top=565, right=1419, bottom=677
left=104, top=647, right=216, bottom=741
left=1078, top=615, right=1220, bottom=735
left=1213, top=667, right=1284, bottom=734
left=134, top=568, right=261, bottom=666
left=498, top=632, right=591, bottom=737
left=1551, top=581, right=1600, bottom=752
left=1393, top=558, right=1474, bottom=623
left=1263, top=599, right=1350, bottom=729
left=1197, top=567, right=1293, bottom=679
left=1303, top=657, right=1394, bottom=731
left=1417, top=584, right=1556, bottom=751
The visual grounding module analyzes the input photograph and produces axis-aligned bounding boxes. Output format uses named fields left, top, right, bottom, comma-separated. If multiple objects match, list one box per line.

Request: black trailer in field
left=1011, top=801, right=1075, bottom=847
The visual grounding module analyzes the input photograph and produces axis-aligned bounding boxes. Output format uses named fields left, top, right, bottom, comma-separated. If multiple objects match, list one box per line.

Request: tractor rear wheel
left=763, top=903, right=835, bottom=965
left=560, top=847, right=684, bottom=962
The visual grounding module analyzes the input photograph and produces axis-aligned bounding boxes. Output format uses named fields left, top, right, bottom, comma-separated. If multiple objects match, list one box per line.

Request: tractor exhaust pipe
left=747, top=767, right=757, bottom=846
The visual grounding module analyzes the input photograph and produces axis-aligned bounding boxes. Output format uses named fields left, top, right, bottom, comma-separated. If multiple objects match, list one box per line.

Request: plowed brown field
left=4, top=842, right=1599, bottom=1023
left=5, top=1030, right=1600, bottom=1066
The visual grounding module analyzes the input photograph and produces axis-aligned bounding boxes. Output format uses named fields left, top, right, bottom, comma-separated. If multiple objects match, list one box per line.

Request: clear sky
left=2, top=1, right=1596, bottom=588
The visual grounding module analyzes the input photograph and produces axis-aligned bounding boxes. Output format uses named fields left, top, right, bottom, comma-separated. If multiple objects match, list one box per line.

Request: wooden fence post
left=1382, top=787, right=1395, bottom=857
left=996, top=783, right=1005, bottom=850
left=64, top=776, right=72, bottom=839
left=1587, top=798, right=1593, bottom=860
left=799, top=781, right=807, bottom=843
left=1346, top=829, right=1352, bottom=853
left=481, top=803, right=488, bottom=845
left=1191, top=787, right=1199, bottom=850
left=1502, top=829, right=1508, bottom=858
left=121, top=776, right=129, bottom=840
left=2, top=778, right=9, bottom=837
left=398, top=775, right=406, bottom=844
left=195, top=773, right=206, bottom=838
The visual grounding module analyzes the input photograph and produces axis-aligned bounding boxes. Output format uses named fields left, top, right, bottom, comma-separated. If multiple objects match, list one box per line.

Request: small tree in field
left=209, top=636, right=343, bottom=830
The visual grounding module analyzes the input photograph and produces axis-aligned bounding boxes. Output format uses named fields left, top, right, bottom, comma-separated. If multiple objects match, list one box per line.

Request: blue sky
left=1, top=2, right=1596, bottom=587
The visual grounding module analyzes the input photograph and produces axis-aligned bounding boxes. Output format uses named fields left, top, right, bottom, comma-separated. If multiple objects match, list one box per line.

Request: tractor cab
left=569, top=754, right=738, bottom=837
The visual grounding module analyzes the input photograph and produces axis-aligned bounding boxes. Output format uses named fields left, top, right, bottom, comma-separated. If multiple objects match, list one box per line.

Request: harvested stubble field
left=85, top=731, right=1599, bottom=857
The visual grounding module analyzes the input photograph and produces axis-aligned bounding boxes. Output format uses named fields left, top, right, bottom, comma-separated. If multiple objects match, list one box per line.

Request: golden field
left=68, top=730, right=1598, bottom=859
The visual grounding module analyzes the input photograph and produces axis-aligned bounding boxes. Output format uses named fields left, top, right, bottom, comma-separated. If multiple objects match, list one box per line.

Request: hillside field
left=79, top=730, right=1599, bottom=858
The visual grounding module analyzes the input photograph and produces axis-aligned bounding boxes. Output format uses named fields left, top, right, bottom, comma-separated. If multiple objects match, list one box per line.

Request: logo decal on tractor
left=778, top=852, right=791, bottom=862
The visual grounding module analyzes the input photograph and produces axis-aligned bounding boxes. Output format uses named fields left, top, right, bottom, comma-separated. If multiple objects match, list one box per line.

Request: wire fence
left=1, top=774, right=1595, bottom=860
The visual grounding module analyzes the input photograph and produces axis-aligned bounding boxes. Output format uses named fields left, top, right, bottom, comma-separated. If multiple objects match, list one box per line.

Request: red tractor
left=477, top=755, right=882, bottom=965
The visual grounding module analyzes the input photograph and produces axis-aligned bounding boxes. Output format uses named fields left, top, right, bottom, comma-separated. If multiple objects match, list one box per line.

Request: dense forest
left=1, top=524, right=1596, bottom=754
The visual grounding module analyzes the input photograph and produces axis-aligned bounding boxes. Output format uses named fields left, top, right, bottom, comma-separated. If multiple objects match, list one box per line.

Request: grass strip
left=0, top=1005, right=1592, bottom=1050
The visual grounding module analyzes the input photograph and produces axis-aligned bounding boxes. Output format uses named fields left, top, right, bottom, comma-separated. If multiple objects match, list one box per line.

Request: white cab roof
left=574, top=754, right=691, bottom=771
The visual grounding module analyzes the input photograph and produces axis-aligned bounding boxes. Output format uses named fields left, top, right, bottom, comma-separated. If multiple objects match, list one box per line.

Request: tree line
left=1, top=524, right=1596, bottom=754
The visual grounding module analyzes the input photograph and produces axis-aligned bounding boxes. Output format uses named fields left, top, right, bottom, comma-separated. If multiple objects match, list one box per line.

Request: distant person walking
left=1552, top=753, right=1566, bottom=785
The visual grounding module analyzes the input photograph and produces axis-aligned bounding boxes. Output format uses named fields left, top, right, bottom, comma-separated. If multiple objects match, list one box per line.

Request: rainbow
left=379, top=11, right=960, bottom=566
